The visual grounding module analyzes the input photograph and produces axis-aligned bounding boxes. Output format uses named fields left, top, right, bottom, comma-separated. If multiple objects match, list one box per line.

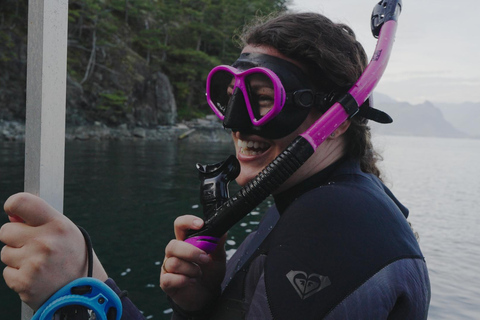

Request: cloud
left=288, top=0, right=480, bottom=104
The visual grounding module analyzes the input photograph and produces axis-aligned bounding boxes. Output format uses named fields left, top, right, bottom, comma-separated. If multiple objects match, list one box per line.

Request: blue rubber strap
left=32, top=277, right=122, bottom=320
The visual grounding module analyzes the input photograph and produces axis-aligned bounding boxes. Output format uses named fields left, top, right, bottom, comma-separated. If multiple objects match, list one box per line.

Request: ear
left=329, top=120, right=351, bottom=139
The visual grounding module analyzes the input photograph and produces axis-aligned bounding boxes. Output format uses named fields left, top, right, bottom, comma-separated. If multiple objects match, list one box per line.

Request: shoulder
left=262, top=170, right=426, bottom=319
left=270, top=174, right=422, bottom=262
left=276, top=177, right=405, bottom=239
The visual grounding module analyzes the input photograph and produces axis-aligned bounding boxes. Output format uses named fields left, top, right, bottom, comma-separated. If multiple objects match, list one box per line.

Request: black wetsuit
left=171, top=158, right=431, bottom=319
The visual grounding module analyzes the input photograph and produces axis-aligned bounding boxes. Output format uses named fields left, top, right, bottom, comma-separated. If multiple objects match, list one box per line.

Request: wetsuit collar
left=272, top=157, right=409, bottom=219
left=273, top=157, right=347, bottom=214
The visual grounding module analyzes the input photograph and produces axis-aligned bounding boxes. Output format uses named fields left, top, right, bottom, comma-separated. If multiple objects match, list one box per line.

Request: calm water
left=1, top=135, right=479, bottom=319
left=373, top=135, right=480, bottom=320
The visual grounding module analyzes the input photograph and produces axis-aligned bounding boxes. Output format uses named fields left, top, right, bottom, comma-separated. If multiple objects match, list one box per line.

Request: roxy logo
left=286, top=270, right=331, bottom=300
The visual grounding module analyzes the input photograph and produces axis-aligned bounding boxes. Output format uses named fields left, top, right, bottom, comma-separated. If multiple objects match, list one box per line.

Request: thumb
left=4, top=192, right=60, bottom=227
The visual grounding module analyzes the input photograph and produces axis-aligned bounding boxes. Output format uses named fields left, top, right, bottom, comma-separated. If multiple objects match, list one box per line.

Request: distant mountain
left=369, top=93, right=469, bottom=138
left=435, top=102, right=480, bottom=138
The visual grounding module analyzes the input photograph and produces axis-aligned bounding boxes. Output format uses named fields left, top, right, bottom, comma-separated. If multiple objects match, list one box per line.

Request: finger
left=3, top=266, right=25, bottom=294
left=165, top=240, right=211, bottom=265
left=160, top=272, right=196, bottom=294
left=3, top=266, right=40, bottom=310
left=0, top=222, right=31, bottom=248
left=1, top=245, right=23, bottom=269
left=163, top=257, right=202, bottom=278
left=173, top=215, right=204, bottom=240
left=4, top=193, right=59, bottom=227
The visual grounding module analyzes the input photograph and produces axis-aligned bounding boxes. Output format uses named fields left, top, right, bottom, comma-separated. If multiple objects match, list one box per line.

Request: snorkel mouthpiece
left=187, top=156, right=241, bottom=253
left=196, top=155, right=240, bottom=219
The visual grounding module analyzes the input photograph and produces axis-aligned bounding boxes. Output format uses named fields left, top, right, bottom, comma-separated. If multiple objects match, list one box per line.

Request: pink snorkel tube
left=186, top=0, right=403, bottom=253
left=301, top=1, right=401, bottom=150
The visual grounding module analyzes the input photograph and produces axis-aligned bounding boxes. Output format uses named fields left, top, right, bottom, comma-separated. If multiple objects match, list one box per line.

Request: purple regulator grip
left=184, top=236, right=220, bottom=254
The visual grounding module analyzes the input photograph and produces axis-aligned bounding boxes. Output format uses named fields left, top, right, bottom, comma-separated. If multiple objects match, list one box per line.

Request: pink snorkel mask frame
left=206, top=65, right=286, bottom=126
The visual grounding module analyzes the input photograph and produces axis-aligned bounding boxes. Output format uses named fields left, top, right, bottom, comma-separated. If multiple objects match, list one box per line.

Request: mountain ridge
left=370, top=93, right=478, bottom=139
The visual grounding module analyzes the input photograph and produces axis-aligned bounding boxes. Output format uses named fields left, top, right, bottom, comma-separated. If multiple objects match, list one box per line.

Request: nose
left=223, top=87, right=252, bottom=130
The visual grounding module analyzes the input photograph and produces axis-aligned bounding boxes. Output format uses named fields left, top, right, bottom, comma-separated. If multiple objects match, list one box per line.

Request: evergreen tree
left=0, top=0, right=28, bottom=119
left=0, top=0, right=289, bottom=122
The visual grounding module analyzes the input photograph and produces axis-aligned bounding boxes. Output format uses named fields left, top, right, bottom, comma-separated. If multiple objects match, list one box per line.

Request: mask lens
left=209, top=70, right=235, bottom=115
left=245, top=73, right=276, bottom=121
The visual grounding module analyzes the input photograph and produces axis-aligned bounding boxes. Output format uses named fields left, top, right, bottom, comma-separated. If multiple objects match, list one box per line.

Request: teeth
left=238, top=139, right=270, bottom=156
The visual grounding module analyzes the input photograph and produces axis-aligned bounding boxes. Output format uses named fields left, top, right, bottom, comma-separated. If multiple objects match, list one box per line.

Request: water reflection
left=0, top=139, right=239, bottom=319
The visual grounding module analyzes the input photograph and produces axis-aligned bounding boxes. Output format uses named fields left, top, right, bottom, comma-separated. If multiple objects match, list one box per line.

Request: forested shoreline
left=0, top=0, right=289, bottom=127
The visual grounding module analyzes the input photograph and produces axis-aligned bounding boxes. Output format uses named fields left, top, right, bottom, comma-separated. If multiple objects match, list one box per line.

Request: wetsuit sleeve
left=324, top=258, right=430, bottom=320
left=105, top=278, right=147, bottom=320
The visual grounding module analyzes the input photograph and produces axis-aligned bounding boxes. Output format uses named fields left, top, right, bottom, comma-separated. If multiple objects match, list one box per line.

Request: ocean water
left=0, top=135, right=479, bottom=319
left=373, top=135, right=480, bottom=320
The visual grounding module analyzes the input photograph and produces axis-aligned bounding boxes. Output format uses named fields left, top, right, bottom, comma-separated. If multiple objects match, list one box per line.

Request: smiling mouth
left=238, top=138, right=271, bottom=156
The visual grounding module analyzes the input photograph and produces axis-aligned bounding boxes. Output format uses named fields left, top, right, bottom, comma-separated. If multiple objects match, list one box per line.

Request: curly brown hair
left=238, top=12, right=383, bottom=178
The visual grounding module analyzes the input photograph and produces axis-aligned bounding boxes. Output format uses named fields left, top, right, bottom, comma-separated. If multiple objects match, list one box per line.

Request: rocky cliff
left=65, top=37, right=177, bottom=127
left=1, top=34, right=177, bottom=128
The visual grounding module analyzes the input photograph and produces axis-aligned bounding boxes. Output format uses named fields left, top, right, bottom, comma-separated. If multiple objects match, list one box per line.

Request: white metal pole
left=24, top=0, right=69, bottom=318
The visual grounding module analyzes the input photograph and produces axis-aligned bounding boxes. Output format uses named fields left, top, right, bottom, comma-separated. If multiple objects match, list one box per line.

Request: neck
left=274, top=136, right=346, bottom=194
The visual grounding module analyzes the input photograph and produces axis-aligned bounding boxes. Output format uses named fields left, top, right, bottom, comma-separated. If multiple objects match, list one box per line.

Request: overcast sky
left=288, top=0, right=480, bottom=105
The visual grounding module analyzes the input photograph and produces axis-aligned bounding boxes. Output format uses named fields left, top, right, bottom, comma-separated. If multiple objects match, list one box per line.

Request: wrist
left=92, top=251, right=108, bottom=282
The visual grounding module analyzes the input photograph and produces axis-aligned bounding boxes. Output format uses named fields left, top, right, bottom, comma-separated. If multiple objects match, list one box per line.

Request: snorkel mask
left=207, top=52, right=392, bottom=139
left=207, top=53, right=324, bottom=139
